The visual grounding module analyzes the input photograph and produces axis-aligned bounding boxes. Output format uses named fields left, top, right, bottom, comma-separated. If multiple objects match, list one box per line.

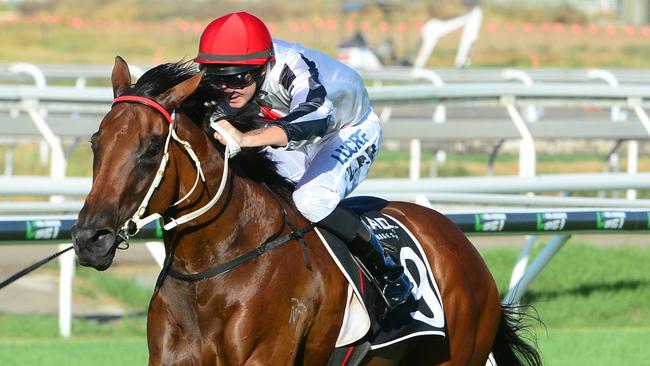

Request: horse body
left=72, top=58, right=541, bottom=366
left=139, top=118, right=348, bottom=365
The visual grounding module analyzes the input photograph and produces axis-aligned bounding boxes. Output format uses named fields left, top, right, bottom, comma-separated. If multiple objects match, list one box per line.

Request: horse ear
left=157, top=70, right=205, bottom=110
left=111, top=56, right=132, bottom=98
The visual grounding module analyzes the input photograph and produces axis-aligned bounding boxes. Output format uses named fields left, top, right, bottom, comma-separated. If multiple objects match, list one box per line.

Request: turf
left=0, top=338, right=147, bottom=366
left=1, top=242, right=649, bottom=364
left=536, top=327, right=650, bottom=366
left=480, top=242, right=650, bottom=328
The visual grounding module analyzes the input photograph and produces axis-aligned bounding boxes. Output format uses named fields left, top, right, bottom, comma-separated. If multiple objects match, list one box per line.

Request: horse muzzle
left=71, top=225, right=118, bottom=270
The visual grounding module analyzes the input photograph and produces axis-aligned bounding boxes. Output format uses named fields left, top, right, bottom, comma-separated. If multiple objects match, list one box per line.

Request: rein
left=169, top=210, right=313, bottom=281
left=0, top=246, right=74, bottom=290
left=113, top=95, right=314, bottom=282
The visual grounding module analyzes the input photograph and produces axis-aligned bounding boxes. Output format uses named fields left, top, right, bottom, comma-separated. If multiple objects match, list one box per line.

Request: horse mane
left=130, top=61, right=296, bottom=203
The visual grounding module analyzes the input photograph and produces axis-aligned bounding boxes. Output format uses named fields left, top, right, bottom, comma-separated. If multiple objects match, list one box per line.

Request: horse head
left=72, top=56, right=204, bottom=270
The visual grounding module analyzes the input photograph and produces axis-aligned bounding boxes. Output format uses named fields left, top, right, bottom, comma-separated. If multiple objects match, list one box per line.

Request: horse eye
left=142, top=142, right=161, bottom=159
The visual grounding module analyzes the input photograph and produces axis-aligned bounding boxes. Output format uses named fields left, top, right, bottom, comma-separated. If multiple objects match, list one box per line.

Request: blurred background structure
left=2, top=1, right=650, bottom=365
left=0, top=0, right=648, bottom=66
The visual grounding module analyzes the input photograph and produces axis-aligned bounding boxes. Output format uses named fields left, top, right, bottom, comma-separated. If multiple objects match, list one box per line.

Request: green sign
left=474, top=213, right=506, bottom=232
left=156, top=220, right=163, bottom=239
left=25, top=220, right=62, bottom=240
left=536, top=212, right=567, bottom=231
left=596, top=211, right=626, bottom=230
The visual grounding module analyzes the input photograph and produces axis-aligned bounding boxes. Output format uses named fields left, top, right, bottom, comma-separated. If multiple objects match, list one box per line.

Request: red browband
left=112, top=95, right=174, bottom=124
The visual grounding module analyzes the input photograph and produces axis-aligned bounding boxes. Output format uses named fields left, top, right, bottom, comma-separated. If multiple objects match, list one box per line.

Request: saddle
left=318, top=197, right=447, bottom=365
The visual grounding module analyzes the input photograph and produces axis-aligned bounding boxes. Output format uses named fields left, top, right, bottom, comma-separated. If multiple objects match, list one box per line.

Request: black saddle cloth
left=323, top=196, right=446, bottom=365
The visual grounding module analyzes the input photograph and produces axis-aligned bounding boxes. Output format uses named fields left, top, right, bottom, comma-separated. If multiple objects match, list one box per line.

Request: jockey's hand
left=213, top=119, right=245, bottom=147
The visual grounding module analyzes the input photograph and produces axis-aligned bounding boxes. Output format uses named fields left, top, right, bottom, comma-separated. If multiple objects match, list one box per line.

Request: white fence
left=2, top=207, right=650, bottom=337
left=5, top=63, right=650, bottom=85
left=3, top=173, right=650, bottom=212
left=4, top=64, right=650, bottom=183
left=3, top=64, right=650, bottom=337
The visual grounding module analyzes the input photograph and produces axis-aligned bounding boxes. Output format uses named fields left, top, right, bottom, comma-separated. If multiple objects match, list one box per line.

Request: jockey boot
left=317, top=206, right=413, bottom=310
left=348, top=222, right=413, bottom=310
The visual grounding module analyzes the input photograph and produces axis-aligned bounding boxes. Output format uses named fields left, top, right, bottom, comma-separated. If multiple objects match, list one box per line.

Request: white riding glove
left=209, top=120, right=241, bottom=159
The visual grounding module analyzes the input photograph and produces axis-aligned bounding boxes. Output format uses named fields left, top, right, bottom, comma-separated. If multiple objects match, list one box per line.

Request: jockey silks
left=255, top=39, right=372, bottom=150
left=208, top=39, right=381, bottom=223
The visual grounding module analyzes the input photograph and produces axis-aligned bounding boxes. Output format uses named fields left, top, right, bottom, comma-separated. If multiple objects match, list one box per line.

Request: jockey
left=196, top=11, right=412, bottom=309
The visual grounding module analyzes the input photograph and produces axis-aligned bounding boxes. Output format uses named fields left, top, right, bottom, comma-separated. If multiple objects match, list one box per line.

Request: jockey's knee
left=293, top=186, right=340, bottom=222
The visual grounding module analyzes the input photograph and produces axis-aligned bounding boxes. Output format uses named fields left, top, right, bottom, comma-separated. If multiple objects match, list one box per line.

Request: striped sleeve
left=275, top=54, right=333, bottom=148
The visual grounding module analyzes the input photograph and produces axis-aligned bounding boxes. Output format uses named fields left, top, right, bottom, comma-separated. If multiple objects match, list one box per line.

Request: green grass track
left=0, top=243, right=648, bottom=365
left=0, top=338, right=147, bottom=366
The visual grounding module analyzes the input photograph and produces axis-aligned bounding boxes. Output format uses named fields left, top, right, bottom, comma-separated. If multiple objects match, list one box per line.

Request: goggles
left=209, top=68, right=262, bottom=89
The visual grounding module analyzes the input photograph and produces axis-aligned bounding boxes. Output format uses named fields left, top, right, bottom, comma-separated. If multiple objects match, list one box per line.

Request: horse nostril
left=73, top=226, right=115, bottom=247
left=91, top=228, right=114, bottom=243
left=72, top=225, right=117, bottom=270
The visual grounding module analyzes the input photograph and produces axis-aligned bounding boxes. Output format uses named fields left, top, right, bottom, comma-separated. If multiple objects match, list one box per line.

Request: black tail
left=491, top=304, right=543, bottom=366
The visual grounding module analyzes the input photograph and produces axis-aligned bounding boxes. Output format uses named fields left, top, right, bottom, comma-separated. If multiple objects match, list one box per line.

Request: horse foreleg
left=147, top=286, right=212, bottom=366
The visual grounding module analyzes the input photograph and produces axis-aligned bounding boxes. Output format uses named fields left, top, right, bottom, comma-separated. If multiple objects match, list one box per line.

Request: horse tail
left=491, top=303, right=544, bottom=366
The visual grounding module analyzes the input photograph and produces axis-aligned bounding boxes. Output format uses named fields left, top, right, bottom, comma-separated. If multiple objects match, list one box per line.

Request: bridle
left=112, top=95, right=235, bottom=243
left=109, top=95, right=313, bottom=280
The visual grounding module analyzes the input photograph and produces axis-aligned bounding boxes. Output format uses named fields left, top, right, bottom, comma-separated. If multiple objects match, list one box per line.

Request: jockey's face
left=205, top=63, right=266, bottom=109
left=222, top=81, right=257, bottom=109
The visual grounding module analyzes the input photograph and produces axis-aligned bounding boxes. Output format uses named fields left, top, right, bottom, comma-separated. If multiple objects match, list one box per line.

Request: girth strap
left=286, top=215, right=312, bottom=271
left=169, top=210, right=313, bottom=282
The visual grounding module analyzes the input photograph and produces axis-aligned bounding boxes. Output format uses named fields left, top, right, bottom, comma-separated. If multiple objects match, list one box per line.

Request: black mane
left=131, top=61, right=295, bottom=203
left=132, top=61, right=196, bottom=98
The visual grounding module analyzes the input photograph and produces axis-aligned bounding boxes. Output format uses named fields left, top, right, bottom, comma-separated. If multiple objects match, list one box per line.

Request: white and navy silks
left=210, top=39, right=382, bottom=222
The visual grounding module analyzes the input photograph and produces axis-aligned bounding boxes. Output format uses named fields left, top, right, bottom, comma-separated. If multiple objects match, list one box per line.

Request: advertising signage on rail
left=0, top=216, right=163, bottom=243
left=1, top=210, right=650, bottom=244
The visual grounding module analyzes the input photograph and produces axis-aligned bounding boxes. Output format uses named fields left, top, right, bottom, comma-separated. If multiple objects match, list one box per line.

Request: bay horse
left=72, top=57, right=542, bottom=366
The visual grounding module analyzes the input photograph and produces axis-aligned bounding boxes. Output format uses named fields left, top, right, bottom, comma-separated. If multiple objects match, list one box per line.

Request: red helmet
left=196, top=12, right=274, bottom=74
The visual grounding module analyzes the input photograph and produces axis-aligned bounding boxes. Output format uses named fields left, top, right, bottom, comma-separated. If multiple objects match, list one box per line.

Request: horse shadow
left=525, top=279, right=649, bottom=301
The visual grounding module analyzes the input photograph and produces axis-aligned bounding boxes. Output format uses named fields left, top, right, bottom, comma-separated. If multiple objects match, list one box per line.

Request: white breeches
left=264, top=111, right=382, bottom=222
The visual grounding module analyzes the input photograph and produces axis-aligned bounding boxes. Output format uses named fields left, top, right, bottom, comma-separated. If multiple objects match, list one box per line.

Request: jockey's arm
left=241, top=124, right=288, bottom=147
left=212, top=119, right=288, bottom=148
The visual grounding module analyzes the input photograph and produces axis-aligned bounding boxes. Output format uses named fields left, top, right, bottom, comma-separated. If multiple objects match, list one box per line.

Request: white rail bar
left=58, top=243, right=74, bottom=338
left=357, top=66, right=650, bottom=84
left=4, top=192, right=650, bottom=215
left=4, top=83, right=650, bottom=107
left=508, top=236, right=537, bottom=291
left=5, top=173, right=650, bottom=197
left=357, top=173, right=650, bottom=194
left=10, top=64, right=650, bottom=85
left=503, top=234, right=572, bottom=305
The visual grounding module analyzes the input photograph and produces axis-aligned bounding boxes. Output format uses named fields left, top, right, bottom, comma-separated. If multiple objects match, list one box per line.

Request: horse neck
left=165, top=116, right=287, bottom=275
